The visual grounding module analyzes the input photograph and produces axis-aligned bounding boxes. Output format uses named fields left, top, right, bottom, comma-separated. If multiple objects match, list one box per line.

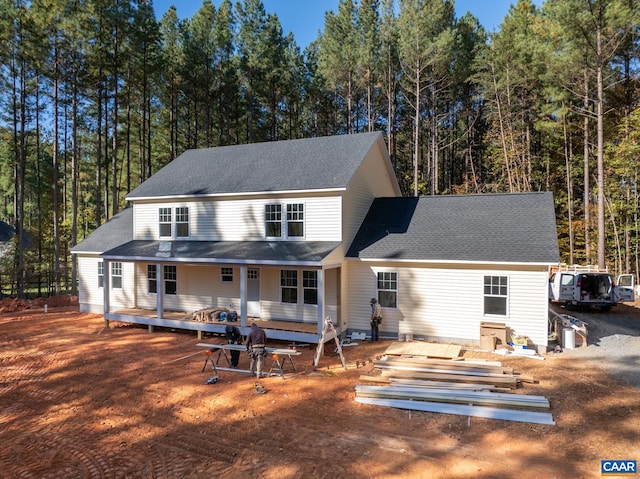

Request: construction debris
left=356, top=354, right=555, bottom=426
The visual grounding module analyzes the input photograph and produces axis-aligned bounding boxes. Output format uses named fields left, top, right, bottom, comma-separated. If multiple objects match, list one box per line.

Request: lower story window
left=281, top=270, right=297, bottom=303
left=377, top=271, right=397, bottom=308
left=98, top=262, right=104, bottom=288
left=111, top=262, right=122, bottom=289
left=303, top=270, right=318, bottom=305
left=484, top=275, right=508, bottom=315
left=164, top=265, right=177, bottom=295
left=221, top=267, right=233, bottom=283
left=147, top=265, right=157, bottom=294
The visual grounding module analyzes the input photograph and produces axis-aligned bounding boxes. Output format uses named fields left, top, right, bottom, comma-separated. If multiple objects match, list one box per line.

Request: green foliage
left=0, top=0, right=639, bottom=296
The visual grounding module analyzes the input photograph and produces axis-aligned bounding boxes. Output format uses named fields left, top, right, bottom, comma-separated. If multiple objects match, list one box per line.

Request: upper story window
left=159, top=207, right=189, bottom=239
left=484, top=275, right=508, bottom=316
left=111, top=262, right=123, bottom=289
left=159, top=208, right=172, bottom=237
left=287, top=204, right=304, bottom=238
left=265, top=204, right=282, bottom=238
left=377, top=271, right=397, bottom=308
left=175, top=207, right=189, bottom=238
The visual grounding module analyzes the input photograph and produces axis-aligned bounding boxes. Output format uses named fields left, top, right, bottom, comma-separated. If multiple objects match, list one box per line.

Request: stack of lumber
left=356, top=356, right=555, bottom=426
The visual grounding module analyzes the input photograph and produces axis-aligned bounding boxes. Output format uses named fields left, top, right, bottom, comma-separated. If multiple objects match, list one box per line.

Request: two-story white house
left=72, top=132, right=560, bottom=349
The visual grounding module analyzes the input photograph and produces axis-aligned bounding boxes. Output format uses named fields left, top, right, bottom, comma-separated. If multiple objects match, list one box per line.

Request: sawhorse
left=268, top=353, right=298, bottom=379
left=201, top=349, right=220, bottom=375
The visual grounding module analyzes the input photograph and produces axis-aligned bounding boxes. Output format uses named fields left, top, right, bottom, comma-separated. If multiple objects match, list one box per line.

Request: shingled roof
left=71, top=207, right=134, bottom=254
left=346, top=192, right=559, bottom=264
left=127, top=132, right=385, bottom=199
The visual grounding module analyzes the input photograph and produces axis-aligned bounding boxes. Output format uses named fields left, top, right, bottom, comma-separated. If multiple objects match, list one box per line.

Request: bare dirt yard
left=1, top=297, right=639, bottom=478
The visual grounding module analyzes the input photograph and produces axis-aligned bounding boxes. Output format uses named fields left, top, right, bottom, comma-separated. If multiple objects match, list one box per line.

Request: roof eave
left=126, top=187, right=347, bottom=202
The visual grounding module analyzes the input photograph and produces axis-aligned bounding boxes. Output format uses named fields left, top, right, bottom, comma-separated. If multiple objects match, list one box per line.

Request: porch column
left=240, top=265, right=247, bottom=328
left=156, top=263, right=164, bottom=319
left=317, top=268, right=325, bottom=335
left=103, top=259, right=110, bottom=329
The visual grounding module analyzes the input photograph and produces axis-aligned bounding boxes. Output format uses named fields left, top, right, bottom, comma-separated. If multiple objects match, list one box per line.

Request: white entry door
left=247, top=268, right=260, bottom=316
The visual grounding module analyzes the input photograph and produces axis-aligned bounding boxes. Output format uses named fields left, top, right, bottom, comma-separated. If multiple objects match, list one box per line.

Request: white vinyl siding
left=344, top=261, right=549, bottom=347
left=76, top=256, right=135, bottom=312
left=133, top=196, right=341, bottom=241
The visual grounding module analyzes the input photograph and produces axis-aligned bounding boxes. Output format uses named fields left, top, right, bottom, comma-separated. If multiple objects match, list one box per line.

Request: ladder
left=313, top=317, right=346, bottom=370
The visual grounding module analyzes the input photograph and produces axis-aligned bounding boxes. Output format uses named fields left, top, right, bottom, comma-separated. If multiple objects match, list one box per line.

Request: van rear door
left=558, top=273, right=576, bottom=301
left=615, top=274, right=635, bottom=303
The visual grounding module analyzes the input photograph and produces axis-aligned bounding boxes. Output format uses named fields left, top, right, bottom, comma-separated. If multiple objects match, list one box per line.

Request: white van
left=548, top=266, right=634, bottom=311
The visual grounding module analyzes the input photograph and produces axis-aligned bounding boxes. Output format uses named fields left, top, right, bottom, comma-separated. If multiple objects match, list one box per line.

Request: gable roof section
left=71, top=207, right=134, bottom=254
left=127, top=132, right=386, bottom=200
left=346, top=192, right=559, bottom=264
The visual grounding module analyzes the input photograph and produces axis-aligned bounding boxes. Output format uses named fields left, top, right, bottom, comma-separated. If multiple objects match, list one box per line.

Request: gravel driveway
left=549, top=303, right=640, bottom=388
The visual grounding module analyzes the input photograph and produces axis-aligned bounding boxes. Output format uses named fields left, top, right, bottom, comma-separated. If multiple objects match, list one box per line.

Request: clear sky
left=152, top=1, right=541, bottom=49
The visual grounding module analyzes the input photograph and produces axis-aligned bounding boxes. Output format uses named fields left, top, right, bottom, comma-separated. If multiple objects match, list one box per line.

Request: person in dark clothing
left=245, top=323, right=267, bottom=378
left=225, top=324, right=242, bottom=368
left=370, top=298, right=382, bottom=342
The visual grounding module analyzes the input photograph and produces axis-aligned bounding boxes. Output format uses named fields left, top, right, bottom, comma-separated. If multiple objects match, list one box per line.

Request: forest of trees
left=0, top=0, right=638, bottom=298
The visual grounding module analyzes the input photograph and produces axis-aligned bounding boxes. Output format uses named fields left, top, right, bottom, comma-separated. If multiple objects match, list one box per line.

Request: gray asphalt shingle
left=346, top=192, right=559, bottom=264
left=127, top=132, right=383, bottom=199
left=71, top=207, right=134, bottom=254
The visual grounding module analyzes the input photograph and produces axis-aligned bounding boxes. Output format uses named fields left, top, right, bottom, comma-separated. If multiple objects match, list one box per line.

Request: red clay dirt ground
left=0, top=297, right=639, bottom=478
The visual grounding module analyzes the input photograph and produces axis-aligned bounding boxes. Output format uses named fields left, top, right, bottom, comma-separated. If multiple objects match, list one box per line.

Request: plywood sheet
left=383, top=342, right=461, bottom=359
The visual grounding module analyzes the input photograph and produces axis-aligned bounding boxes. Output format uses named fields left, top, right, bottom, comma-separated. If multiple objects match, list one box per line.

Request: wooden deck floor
left=113, top=308, right=319, bottom=334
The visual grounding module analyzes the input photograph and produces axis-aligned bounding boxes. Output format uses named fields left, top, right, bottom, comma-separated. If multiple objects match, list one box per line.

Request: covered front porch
left=100, top=239, right=345, bottom=345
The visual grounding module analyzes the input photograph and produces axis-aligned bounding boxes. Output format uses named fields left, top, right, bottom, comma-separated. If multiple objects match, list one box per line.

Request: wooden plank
left=383, top=342, right=462, bottom=359
left=355, top=397, right=556, bottom=426
left=377, top=357, right=513, bottom=375
left=355, top=385, right=550, bottom=408
left=380, top=370, right=518, bottom=388
left=358, top=375, right=391, bottom=384
left=374, top=362, right=515, bottom=379
left=387, top=378, right=511, bottom=392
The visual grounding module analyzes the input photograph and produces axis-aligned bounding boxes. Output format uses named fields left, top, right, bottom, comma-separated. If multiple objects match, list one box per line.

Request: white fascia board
left=125, top=187, right=346, bottom=202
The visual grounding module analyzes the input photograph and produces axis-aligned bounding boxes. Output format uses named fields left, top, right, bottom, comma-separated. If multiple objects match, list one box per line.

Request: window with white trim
left=281, top=270, right=298, bottom=303
left=111, top=262, right=123, bottom=289
left=377, top=271, right=397, bottom=308
left=484, top=275, right=508, bottom=315
left=164, top=265, right=177, bottom=295
left=221, top=267, right=233, bottom=283
left=286, top=203, right=304, bottom=238
left=175, top=207, right=189, bottom=238
left=147, top=265, right=157, bottom=294
left=303, top=270, right=318, bottom=305
left=265, top=204, right=282, bottom=238
left=159, top=208, right=172, bottom=237
left=98, top=261, right=104, bottom=288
